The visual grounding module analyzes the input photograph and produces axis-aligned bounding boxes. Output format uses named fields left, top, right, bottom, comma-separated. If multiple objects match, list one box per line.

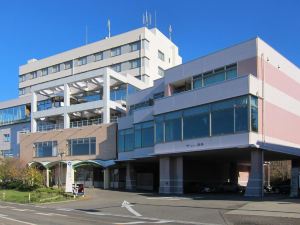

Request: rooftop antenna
left=107, top=19, right=111, bottom=38
left=85, top=25, right=88, bottom=45
left=154, top=11, right=157, bottom=27
left=145, top=10, right=148, bottom=27
left=169, top=25, right=173, bottom=41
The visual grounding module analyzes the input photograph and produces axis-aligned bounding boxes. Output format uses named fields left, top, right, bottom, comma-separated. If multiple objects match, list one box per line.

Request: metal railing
left=70, top=118, right=102, bottom=128
left=110, top=116, right=118, bottom=123
left=36, top=116, right=118, bottom=132
left=37, top=123, right=64, bottom=132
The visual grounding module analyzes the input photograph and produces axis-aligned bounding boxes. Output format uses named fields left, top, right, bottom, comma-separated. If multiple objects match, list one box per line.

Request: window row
left=110, top=58, right=141, bottom=73
left=155, top=95, right=258, bottom=143
left=68, top=137, right=96, bottom=156
left=118, top=121, right=154, bottom=152
left=34, top=137, right=96, bottom=158
left=192, top=63, right=237, bottom=89
left=118, top=95, right=258, bottom=152
left=0, top=105, right=29, bottom=126
left=19, top=41, right=142, bottom=83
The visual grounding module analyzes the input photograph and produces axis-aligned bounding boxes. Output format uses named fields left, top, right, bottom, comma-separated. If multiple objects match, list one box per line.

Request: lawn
left=0, top=188, right=74, bottom=204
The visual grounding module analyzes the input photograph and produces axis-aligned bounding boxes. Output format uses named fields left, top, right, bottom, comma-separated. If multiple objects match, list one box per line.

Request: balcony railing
left=70, top=118, right=102, bottom=128
left=36, top=116, right=118, bottom=132
left=37, top=123, right=64, bottom=132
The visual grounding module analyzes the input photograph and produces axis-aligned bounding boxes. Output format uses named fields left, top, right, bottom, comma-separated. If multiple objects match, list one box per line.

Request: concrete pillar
left=245, top=149, right=264, bottom=197
left=46, top=169, right=50, bottom=187
left=172, top=156, right=183, bottom=194
left=63, top=84, right=71, bottom=129
left=290, top=159, right=300, bottom=197
left=103, top=72, right=110, bottom=124
left=65, top=161, right=74, bottom=193
left=159, top=157, right=171, bottom=194
left=104, top=168, right=110, bottom=189
left=159, top=156, right=183, bottom=194
left=31, top=92, right=37, bottom=133
left=126, top=162, right=136, bottom=190
left=64, top=83, right=70, bottom=107
left=64, top=113, right=70, bottom=129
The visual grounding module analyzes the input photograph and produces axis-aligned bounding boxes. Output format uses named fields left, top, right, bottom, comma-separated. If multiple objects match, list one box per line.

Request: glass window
left=141, top=121, right=154, bottom=147
left=90, top=137, right=96, bottom=155
left=158, top=67, right=164, bottom=77
left=78, top=57, right=87, bottom=66
left=211, top=100, right=235, bottom=135
left=3, top=134, right=10, bottom=142
left=130, top=42, right=139, bottom=52
left=226, top=64, right=237, bottom=80
left=42, top=68, right=48, bottom=76
left=203, top=70, right=225, bottom=87
left=118, top=131, right=125, bottom=152
left=31, top=71, right=38, bottom=79
left=52, top=64, right=60, bottom=73
left=155, top=116, right=164, bottom=143
left=235, top=97, right=249, bottom=132
left=129, top=59, right=141, bottom=69
left=193, top=75, right=202, bottom=89
left=158, top=50, right=165, bottom=61
left=35, top=141, right=57, bottom=158
left=64, top=61, right=72, bottom=70
left=68, top=137, right=96, bottom=156
left=124, top=129, right=134, bottom=151
left=111, top=63, right=121, bottom=72
left=0, top=105, right=28, bottom=126
left=134, top=124, right=142, bottom=148
left=95, top=52, right=103, bottom=61
left=251, top=96, right=258, bottom=132
left=118, top=129, right=134, bottom=152
left=183, top=106, right=210, bottom=139
left=111, top=47, right=121, bottom=57
left=165, top=111, right=182, bottom=142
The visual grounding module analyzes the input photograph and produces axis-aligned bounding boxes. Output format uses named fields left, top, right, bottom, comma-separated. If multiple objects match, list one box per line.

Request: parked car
left=217, top=182, right=245, bottom=193
left=272, top=180, right=290, bottom=194
left=264, top=185, right=272, bottom=193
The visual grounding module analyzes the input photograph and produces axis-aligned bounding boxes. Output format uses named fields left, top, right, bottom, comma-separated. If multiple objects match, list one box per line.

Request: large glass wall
left=155, top=95, right=257, bottom=143
left=118, top=128, right=134, bottom=152
left=0, top=105, right=28, bottom=126
left=134, top=121, right=154, bottom=148
left=34, top=141, right=57, bottom=158
left=68, top=137, right=96, bottom=156
left=118, top=95, right=258, bottom=152
left=183, top=105, right=210, bottom=139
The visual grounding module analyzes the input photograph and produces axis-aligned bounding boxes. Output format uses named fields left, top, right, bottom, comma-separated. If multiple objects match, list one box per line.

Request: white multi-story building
left=18, top=27, right=182, bottom=189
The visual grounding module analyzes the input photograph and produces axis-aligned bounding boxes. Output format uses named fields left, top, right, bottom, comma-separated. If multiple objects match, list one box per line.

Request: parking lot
left=37, top=189, right=300, bottom=225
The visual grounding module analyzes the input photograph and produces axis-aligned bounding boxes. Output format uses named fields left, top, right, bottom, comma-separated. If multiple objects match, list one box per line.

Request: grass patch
left=0, top=188, right=74, bottom=204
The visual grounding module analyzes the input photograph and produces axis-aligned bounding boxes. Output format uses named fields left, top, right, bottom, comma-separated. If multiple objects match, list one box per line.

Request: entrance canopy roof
left=29, top=159, right=116, bottom=169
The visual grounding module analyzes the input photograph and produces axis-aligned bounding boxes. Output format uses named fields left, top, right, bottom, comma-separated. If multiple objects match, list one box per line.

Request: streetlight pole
left=58, top=152, right=64, bottom=188
left=57, top=142, right=69, bottom=188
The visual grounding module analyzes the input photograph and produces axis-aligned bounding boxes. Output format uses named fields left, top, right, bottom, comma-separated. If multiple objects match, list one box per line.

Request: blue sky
left=0, top=0, right=299, bottom=101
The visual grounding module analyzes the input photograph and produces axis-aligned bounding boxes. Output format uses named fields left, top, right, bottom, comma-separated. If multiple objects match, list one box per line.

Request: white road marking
left=114, top=221, right=172, bottom=224
left=146, top=197, right=182, bottom=201
left=12, top=208, right=29, bottom=212
left=0, top=214, right=37, bottom=225
left=86, top=212, right=221, bottom=225
left=122, top=201, right=142, bottom=217
left=114, top=222, right=148, bottom=225
left=35, top=212, right=67, bottom=217
left=56, top=208, right=74, bottom=212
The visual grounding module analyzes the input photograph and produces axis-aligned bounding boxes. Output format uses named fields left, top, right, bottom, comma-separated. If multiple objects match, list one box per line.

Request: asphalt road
left=0, top=189, right=300, bottom=225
